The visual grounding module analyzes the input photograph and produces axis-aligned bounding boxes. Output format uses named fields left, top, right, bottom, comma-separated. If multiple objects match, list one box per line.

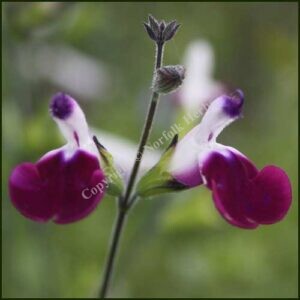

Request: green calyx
left=136, top=134, right=188, bottom=197
left=93, top=136, right=124, bottom=197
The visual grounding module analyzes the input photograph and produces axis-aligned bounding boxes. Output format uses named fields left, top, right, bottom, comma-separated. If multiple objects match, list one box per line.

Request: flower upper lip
left=50, top=92, right=74, bottom=120
left=222, top=89, right=244, bottom=118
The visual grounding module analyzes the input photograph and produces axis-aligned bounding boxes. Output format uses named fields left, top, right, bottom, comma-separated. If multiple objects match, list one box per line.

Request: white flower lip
left=50, top=93, right=98, bottom=159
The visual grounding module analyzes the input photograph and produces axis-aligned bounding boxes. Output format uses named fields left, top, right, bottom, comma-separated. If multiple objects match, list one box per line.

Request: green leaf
left=136, top=134, right=188, bottom=197
left=93, top=136, right=124, bottom=197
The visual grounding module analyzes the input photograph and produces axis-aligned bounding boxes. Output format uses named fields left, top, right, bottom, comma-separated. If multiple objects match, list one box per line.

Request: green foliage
left=137, top=135, right=187, bottom=197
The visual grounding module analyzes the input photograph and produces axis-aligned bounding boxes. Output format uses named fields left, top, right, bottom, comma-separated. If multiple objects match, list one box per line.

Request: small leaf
left=93, top=136, right=124, bottom=197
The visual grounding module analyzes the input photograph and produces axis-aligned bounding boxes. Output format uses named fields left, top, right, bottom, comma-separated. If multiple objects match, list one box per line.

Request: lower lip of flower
left=9, top=149, right=106, bottom=224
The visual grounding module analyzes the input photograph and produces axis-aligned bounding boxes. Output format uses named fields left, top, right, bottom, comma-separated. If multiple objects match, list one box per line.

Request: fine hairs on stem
left=98, top=15, right=180, bottom=298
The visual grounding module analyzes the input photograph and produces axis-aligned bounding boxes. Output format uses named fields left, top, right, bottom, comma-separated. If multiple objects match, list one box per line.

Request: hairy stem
left=99, top=42, right=164, bottom=298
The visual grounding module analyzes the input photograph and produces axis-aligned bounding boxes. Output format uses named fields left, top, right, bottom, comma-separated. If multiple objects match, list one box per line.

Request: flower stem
left=99, top=42, right=164, bottom=298
left=99, top=208, right=126, bottom=298
left=122, top=42, right=164, bottom=206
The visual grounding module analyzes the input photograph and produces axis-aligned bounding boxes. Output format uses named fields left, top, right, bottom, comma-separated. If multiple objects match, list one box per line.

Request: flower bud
left=144, top=15, right=180, bottom=44
left=152, top=65, right=185, bottom=94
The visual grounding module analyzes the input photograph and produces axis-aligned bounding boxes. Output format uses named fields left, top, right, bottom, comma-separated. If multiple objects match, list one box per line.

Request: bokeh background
left=2, top=2, right=298, bottom=298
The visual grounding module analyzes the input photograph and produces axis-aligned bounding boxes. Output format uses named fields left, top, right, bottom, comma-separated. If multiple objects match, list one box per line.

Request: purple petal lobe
left=202, top=148, right=292, bottom=229
left=246, top=166, right=292, bottom=224
left=202, top=150, right=258, bottom=229
left=50, top=92, right=74, bottom=120
left=53, top=151, right=106, bottom=224
left=9, top=163, right=57, bottom=222
left=234, top=152, right=258, bottom=179
left=222, top=89, right=244, bottom=118
left=9, top=150, right=106, bottom=224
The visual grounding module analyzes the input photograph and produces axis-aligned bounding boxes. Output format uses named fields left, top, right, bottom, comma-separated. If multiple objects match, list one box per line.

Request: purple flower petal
left=234, top=152, right=258, bottom=179
left=9, top=162, right=57, bottom=222
left=9, top=150, right=106, bottom=224
left=202, top=149, right=292, bottom=229
left=246, top=166, right=292, bottom=224
left=202, top=150, right=258, bottom=229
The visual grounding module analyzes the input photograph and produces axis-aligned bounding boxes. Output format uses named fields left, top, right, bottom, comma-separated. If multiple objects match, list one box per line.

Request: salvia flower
left=169, top=90, right=292, bottom=229
left=9, top=93, right=106, bottom=224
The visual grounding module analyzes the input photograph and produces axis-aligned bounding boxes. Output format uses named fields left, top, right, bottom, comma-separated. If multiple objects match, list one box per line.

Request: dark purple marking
left=50, top=92, right=73, bottom=120
left=73, top=131, right=80, bottom=147
left=223, top=89, right=244, bottom=118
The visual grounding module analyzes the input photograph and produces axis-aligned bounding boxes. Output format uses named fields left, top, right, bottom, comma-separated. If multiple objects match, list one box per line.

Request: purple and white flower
left=9, top=93, right=106, bottom=224
left=169, top=90, right=292, bottom=229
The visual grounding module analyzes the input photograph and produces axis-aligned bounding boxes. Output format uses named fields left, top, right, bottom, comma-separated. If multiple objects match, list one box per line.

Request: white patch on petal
left=169, top=126, right=203, bottom=177
left=80, top=137, right=100, bottom=159
left=53, top=99, right=90, bottom=147
left=194, top=96, right=237, bottom=144
left=52, top=96, right=99, bottom=160
left=168, top=117, right=232, bottom=181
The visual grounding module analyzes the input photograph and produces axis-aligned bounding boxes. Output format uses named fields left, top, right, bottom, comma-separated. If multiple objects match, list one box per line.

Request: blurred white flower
left=91, top=128, right=161, bottom=181
left=17, top=44, right=108, bottom=100
left=177, top=40, right=224, bottom=113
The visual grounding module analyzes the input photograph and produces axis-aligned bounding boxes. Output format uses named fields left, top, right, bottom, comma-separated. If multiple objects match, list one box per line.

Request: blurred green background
left=2, top=2, right=298, bottom=298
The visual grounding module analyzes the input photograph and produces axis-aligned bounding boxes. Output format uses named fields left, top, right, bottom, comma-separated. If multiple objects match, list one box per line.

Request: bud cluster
left=144, top=14, right=180, bottom=44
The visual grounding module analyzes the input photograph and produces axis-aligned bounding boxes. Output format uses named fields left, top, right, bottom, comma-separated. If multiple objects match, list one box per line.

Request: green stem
left=99, top=208, right=126, bottom=298
left=122, top=42, right=164, bottom=207
left=99, top=42, right=164, bottom=298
